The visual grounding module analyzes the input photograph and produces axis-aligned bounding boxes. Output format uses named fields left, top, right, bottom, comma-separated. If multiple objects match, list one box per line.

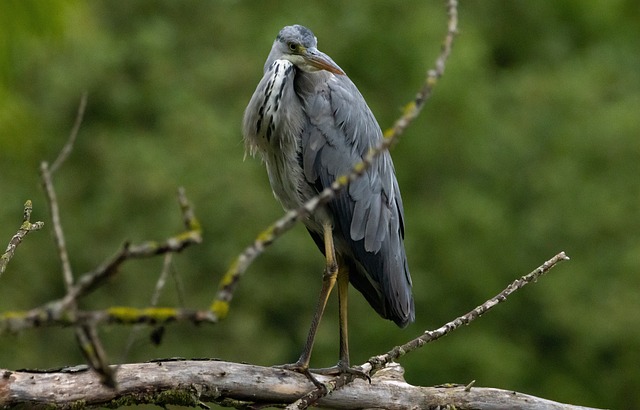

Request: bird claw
left=273, top=362, right=326, bottom=390
left=310, top=362, right=371, bottom=383
left=273, top=361, right=371, bottom=389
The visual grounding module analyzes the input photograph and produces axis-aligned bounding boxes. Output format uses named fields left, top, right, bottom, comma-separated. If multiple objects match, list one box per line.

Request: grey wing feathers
left=301, top=74, right=414, bottom=327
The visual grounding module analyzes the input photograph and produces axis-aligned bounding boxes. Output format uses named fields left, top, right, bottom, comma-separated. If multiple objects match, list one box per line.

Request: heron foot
left=273, top=362, right=326, bottom=390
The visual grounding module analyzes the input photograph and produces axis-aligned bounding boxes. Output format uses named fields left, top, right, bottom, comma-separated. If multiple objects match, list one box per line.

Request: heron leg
left=277, top=222, right=338, bottom=385
left=337, top=265, right=350, bottom=368
left=277, top=223, right=368, bottom=384
left=309, top=258, right=369, bottom=382
left=311, top=262, right=370, bottom=382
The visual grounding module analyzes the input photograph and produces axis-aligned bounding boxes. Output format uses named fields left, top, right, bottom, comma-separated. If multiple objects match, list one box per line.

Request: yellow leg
left=313, top=261, right=367, bottom=379
left=279, top=224, right=367, bottom=383
left=293, top=222, right=338, bottom=370
left=337, top=264, right=350, bottom=368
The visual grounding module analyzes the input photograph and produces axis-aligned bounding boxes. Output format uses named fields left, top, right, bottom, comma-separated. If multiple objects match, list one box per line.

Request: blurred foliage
left=1, top=1, right=639, bottom=409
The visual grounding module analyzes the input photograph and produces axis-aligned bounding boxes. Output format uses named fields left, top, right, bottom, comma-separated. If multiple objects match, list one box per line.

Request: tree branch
left=0, top=189, right=207, bottom=335
left=0, top=359, right=604, bottom=409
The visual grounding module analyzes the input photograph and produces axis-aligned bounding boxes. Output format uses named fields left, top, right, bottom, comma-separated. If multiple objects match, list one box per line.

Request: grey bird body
left=243, top=25, right=414, bottom=329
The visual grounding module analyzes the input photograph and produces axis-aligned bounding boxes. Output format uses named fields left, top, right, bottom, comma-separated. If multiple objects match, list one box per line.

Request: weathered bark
left=0, top=359, right=604, bottom=409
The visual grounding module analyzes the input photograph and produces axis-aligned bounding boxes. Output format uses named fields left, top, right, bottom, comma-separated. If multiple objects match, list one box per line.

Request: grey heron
left=243, top=24, right=414, bottom=378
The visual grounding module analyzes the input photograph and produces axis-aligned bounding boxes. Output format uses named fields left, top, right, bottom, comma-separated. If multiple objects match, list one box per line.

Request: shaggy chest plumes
left=251, top=60, right=295, bottom=148
left=243, top=59, right=316, bottom=216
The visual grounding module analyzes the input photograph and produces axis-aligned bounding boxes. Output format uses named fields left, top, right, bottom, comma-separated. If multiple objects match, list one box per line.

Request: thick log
left=0, top=359, right=604, bottom=409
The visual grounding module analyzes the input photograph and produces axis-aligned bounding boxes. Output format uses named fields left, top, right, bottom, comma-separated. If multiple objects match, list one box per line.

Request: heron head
left=272, top=25, right=344, bottom=75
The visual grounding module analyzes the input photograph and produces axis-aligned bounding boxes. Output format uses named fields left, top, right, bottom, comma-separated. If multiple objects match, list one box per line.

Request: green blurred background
left=1, top=1, right=638, bottom=409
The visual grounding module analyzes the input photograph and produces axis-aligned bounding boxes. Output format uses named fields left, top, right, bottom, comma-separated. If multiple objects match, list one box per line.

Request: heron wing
left=300, top=73, right=414, bottom=327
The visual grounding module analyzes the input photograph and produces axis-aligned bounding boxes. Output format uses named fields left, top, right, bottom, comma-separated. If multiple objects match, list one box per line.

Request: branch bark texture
left=0, top=360, right=604, bottom=410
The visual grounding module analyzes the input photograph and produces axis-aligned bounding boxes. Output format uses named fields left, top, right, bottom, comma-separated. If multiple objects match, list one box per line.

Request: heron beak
left=304, top=48, right=345, bottom=75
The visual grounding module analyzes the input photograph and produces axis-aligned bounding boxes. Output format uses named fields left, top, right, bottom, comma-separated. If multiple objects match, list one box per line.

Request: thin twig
left=177, top=186, right=201, bottom=232
left=285, top=373, right=354, bottom=410
left=365, top=251, right=570, bottom=374
left=75, top=323, right=116, bottom=387
left=40, top=161, right=74, bottom=291
left=0, top=200, right=45, bottom=278
left=40, top=93, right=88, bottom=291
left=50, top=91, right=88, bottom=173
left=151, top=253, right=174, bottom=306
left=122, top=252, right=174, bottom=360
left=211, top=0, right=459, bottom=321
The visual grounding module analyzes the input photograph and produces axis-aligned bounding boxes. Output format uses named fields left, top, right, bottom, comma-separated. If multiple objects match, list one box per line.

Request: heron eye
left=288, top=43, right=297, bottom=52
